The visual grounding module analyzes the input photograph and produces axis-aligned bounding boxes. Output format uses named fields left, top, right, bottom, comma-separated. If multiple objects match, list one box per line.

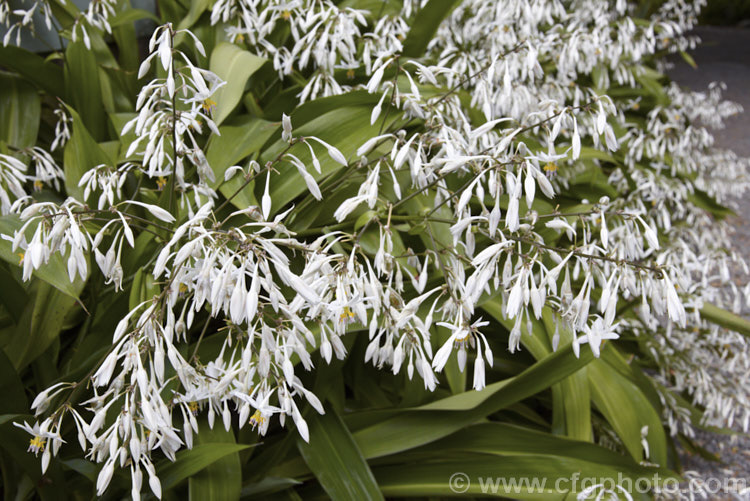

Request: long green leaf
left=210, top=43, right=267, bottom=126
left=285, top=90, right=380, bottom=126
left=542, top=309, right=591, bottom=440
left=0, top=73, right=41, bottom=148
left=0, top=351, right=27, bottom=413
left=350, top=344, right=594, bottom=459
left=402, top=0, right=462, bottom=57
left=483, top=300, right=592, bottom=440
left=206, top=116, right=278, bottom=208
left=4, top=281, right=79, bottom=370
left=176, top=0, right=212, bottom=30
left=159, top=442, right=252, bottom=491
left=0, top=264, right=29, bottom=323
left=240, top=477, right=302, bottom=498
left=700, top=302, right=750, bottom=337
left=63, top=107, right=113, bottom=201
left=411, top=423, right=670, bottom=476
left=109, top=8, right=160, bottom=27
left=688, top=189, right=735, bottom=218
left=588, top=360, right=667, bottom=465
left=297, top=409, right=384, bottom=500
left=0, top=45, right=64, bottom=96
left=65, top=41, right=106, bottom=141
left=189, top=423, right=243, bottom=501
left=373, top=455, right=666, bottom=499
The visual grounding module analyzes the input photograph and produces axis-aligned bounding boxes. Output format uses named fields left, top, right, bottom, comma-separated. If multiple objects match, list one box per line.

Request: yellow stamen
left=178, top=283, right=189, bottom=296
left=28, top=436, right=45, bottom=454
left=188, top=401, right=199, bottom=415
left=346, top=69, right=355, bottom=79
left=156, top=176, right=168, bottom=191
left=33, top=180, right=44, bottom=191
left=17, top=252, right=24, bottom=266
left=454, top=333, right=471, bottom=346
left=250, top=410, right=267, bottom=428
left=202, top=98, right=217, bottom=115
left=543, top=162, right=557, bottom=173
left=632, top=102, right=640, bottom=111
left=282, top=10, right=291, bottom=20
left=339, top=307, right=356, bottom=324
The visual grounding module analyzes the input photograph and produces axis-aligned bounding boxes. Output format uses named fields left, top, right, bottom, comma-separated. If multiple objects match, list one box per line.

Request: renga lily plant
left=0, top=0, right=749, bottom=499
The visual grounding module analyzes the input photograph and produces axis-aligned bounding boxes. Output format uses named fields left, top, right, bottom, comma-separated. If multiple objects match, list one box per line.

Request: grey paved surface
left=669, top=27, right=750, bottom=287
left=667, top=26, right=750, bottom=497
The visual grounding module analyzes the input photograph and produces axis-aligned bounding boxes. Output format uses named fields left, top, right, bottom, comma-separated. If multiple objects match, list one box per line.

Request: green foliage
left=0, top=0, right=745, bottom=500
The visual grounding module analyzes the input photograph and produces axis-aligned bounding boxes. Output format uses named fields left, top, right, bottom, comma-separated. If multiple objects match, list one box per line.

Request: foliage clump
left=0, top=0, right=748, bottom=498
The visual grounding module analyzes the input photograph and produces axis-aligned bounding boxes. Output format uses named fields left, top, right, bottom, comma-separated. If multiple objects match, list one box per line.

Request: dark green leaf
left=65, top=41, right=106, bottom=141
left=0, top=73, right=41, bottom=148
left=408, top=423, right=676, bottom=481
left=687, top=189, right=735, bottom=219
left=109, top=8, right=160, bottom=27
left=0, top=351, right=27, bottom=413
left=588, top=360, right=667, bottom=465
left=402, top=0, right=462, bottom=57
left=542, top=309, right=591, bottom=441
left=189, top=423, right=243, bottom=501
left=679, top=50, right=697, bottom=69
left=374, top=455, right=669, bottom=499
left=177, top=0, right=212, bottom=30
left=0, top=45, right=64, bottom=96
left=159, top=443, right=252, bottom=491
left=700, top=302, right=750, bottom=337
left=240, top=477, right=302, bottom=498
left=206, top=116, right=278, bottom=208
left=4, top=281, right=80, bottom=370
left=351, top=343, right=594, bottom=459
left=297, top=409, right=384, bottom=500
left=63, top=106, right=113, bottom=201
left=0, top=264, right=28, bottom=323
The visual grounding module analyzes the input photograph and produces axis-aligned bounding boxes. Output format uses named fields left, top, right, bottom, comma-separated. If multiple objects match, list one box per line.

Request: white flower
left=572, top=318, right=619, bottom=358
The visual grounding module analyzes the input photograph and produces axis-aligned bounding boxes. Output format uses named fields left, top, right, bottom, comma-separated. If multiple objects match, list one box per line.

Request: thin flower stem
left=428, top=41, right=526, bottom=109
left=378, top=58, right=401, bottom=137
left=168, top=24, right=178, bottom=215
left=215, top=142, right=296, bottom=215
left=508, top=234, right=663, bottom=274
left=190, top=315, right=213, bottom=363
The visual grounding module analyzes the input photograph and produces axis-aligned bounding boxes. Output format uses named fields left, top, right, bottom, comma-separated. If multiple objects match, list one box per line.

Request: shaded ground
left=666, top=26, right=750, bottom=499
left=669, top=26, right=750, bottom=291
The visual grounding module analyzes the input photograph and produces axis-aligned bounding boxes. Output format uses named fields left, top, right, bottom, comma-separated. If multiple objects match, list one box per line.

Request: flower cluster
left=0, top=0, right=57, bottom=46
left=2, top=0, right=749, bottom=498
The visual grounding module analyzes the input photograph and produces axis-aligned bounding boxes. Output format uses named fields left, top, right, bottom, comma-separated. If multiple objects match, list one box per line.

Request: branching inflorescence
left=2, top=0, right=749, bottom=499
